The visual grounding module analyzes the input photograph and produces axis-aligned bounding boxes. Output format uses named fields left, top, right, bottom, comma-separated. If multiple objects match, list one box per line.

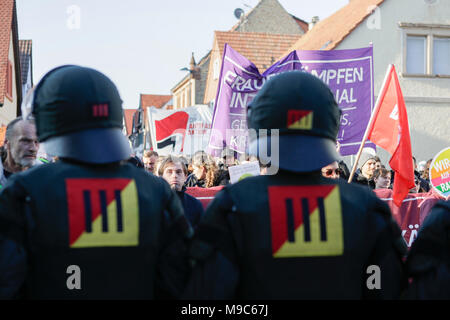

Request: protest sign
left=429, top=147, right=450, bottom=198
left=147, top=105, right=213, bottom=156
left=207, top=44, right=375, bottom=157
left=228, top=161, right=261, bottom=184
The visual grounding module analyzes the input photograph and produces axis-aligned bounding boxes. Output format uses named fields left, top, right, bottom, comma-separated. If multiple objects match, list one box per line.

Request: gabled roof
left=19, top=40, right=32, bottom=85
left=140, top=94, right=172, bottom=109
left=291, top=15, right=309, bottom=33
left=229, top=0, right=304, bottom=35
left=286, top=0, right=386, bottom=52
left=214, top=31, right=301, bottom=72
left=123, top=109, right=136, bottom=136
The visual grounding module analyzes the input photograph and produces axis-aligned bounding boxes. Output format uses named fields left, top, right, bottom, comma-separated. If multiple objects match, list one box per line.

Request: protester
left=158, top=155, right=204, bottom=228
left=185, top=151, right=227, bottom=188
left=374, top=156, right=382, bottom=170
left=142, top=150, right=158, bottom=174
left=0, top=65, right=192, bottom=299
left=183, top=71, right=406, bottom=299
left=404, top=199, right=450, bottom=299
left=373, top=168, right=391, bottom=189
left=421, top=159, right=432, bottom=183
left=352, top=152, right=376, bottom=188
left=409, top=176, right=421, bottom=194
left=0, top=117, right=39, bottom=188
left=413, top=157, right=430, bottom=192
left=335, top=141, right=350, bottom=180
left=321, top=161, right=341, bottom=179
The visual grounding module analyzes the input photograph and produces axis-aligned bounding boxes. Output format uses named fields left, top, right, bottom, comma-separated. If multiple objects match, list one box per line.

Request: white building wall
left=337, top=0, right=450, bottom=165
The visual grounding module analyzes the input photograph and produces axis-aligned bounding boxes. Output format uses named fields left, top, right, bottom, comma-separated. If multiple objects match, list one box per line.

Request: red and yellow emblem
left=66, top=178, right=139, bottom=248
left=268, top=185, right=343, bottom=258
left=287, top=110, right=313, bottom=130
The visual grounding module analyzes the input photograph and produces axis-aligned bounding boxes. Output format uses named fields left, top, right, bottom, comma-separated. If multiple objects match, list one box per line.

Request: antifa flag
left=368, top=65, right=415, bottom=207
left=148, top=105, right=213, bottom=156
left=154, top=111, right=189, bottom=152
left=207, top=44, right=375, bottom=157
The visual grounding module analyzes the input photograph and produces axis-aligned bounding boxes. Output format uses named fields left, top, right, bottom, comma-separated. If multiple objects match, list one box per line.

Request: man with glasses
left=321, top=161, right=341, bottom=179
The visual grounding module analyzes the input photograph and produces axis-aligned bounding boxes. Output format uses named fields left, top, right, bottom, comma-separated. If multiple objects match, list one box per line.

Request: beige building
left=286, top=0, right=450, bottom=164
left=172, top=0, right=307, bottom=109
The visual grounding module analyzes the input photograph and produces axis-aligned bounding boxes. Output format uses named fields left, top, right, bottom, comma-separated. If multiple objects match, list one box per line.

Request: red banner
left=186, top=186, right=224, bottom=209
left=374, top=189, right=429, bottom=248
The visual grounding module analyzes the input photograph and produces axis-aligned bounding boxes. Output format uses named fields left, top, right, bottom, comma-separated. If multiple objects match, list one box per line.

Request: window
left=6, top=60, right=12, bottom=100
left=401, top=23, right=450, bottom=77
left=433, top=37, right=450, bottom=75
left=407, top=36, right=426, bottom=74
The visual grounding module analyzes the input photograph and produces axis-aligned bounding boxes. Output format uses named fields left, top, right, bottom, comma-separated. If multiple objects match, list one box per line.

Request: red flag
left=368, top=65, right=415, bottom=207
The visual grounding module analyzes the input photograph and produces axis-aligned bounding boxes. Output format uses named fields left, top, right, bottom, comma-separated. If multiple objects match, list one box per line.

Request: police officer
left=0, top=65, right=192, bottom=299
left=183, top=71, right=406, bottom=299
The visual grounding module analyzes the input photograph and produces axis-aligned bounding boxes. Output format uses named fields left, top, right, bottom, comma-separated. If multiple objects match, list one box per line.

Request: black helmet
left=28, top=65, right=131, bottom=164
left=247, top=71, right=341, bottom=172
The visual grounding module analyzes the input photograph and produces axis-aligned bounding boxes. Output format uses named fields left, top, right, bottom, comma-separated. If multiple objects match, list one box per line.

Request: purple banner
left=207, top=44, right=375, bottom=157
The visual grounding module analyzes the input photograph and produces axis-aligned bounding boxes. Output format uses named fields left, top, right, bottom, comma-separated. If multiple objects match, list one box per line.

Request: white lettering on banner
left=224, top=70, right=237, bottom=86
left=335, top=88, right=357, bottom=104
left=433, top=159, right=450, bottom=172
left=441, top=182, right=450, bottom=192
left=230, top=76, right=266, bottom=91
left=311, top=67, right=364, bottom=85
left=231, top=76, right=246, bottom=89
left=231, top=119, right=247, bottom=129
left=229, top=92, right=257, bottom=109
left=401, top=224, right=419, bottom=247
left=389, top=104, right=399, bottom=121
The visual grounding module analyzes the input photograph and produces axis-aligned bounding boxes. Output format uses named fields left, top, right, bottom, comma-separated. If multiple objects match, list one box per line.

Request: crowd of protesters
left=0, top=67, right=448, bottom=301
left=0, top=117, right=436, bottom=199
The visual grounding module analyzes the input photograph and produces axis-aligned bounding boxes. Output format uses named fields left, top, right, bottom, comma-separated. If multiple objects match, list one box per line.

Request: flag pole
left=347, top=64, right=394, bottom=183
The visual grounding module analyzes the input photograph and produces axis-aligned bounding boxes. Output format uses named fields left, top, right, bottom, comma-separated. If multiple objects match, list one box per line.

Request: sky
left=16, top=0, right=349, bottom=109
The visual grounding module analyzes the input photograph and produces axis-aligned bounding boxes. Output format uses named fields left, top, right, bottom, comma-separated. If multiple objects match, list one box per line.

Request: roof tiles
left=0, top=0, right=14, bottom=105
left=140, top=94, right=172, bottom=109
left=123, top=109, right=136, bottom=136
left=215, top=31, right=301, bottom=72
left=285, top=0, right=385, bottom=52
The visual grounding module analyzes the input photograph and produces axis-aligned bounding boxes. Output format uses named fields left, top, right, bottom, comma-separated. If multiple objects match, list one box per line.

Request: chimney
left=189, top=52, right=196, bottom=71
left=309, top=16, right=320, bottom=30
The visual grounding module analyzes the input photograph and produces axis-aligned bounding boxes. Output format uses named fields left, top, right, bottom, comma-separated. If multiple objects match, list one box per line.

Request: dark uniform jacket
left=177, top=186, right=204, bottom=229
left=183, top=171, right=406, bottom=299
left=405, top=199, right=450, bottom=299
left=0, top=160, right=192, bottom=299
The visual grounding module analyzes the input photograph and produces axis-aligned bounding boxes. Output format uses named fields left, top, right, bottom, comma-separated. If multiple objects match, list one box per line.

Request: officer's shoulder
left=336, top=179, right=392, bottom=218
left=184, top=191, right=202, bottom=203
left=421, top=199, right=450, bottom=229
left=225, top=174, right=268, bottom=191
left=9, top=161, right=61, bottom=181
left=123, top=163, right=170, bottom=187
